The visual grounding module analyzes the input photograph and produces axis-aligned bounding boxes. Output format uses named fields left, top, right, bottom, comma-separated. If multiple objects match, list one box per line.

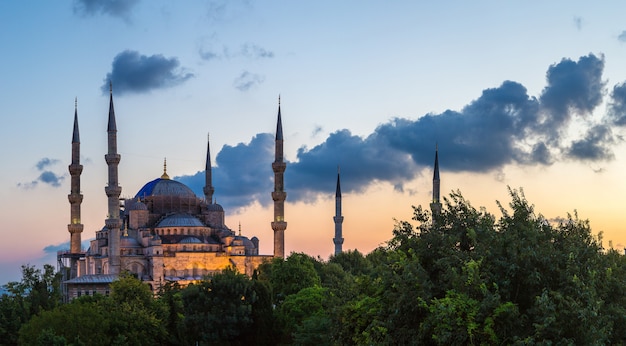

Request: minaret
left=333, top=167, right=344, bottom=255
left=271, top=97, right=287, bottom=258
left=104, top=83, right=122, bottom=275
left=430, top=145, right=442, bottom=216
left=203, top=134, right=215, bottom=202
left=68, top=98, right=84, bottom=256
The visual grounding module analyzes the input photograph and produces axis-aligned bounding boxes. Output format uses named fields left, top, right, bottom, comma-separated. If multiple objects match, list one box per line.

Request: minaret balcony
left=68, top=164, right=83, bottom=175
left=105, top=185, right=122, bottom=197
left=105, top=218, right=122, bottom=229
left=271, top=221, right=287, bottom=232
left=271, top=191, right=286, bottom=201
left=67, top=223, right=84, bottom=233
left=105, top=153, right=121, bottom=164
left=272, top=162, right=286, bottom=172
left=333, top=216, right=344, bottom=223
left=67, top=194, right=83, bottom=204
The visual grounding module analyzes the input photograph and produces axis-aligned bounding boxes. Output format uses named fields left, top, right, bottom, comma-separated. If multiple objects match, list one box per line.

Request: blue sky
left=2, top=1, right=626, bottom=284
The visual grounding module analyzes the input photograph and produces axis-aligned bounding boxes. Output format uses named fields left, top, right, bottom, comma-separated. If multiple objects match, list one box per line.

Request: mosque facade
left=59, top=89, right=287, bottom=300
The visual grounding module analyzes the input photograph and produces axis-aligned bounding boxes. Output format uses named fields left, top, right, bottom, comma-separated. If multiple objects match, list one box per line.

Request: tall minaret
left=203, top=134, right=215, bottom=203
left=68, top=98, right=84, bottom=255
left=430, top=145, right=442, bottom=216
left=333, top=167, right=344, bottom=255
left=271, top=97, right=287, bottom=258
left=104, top=83, right=122, bottom=274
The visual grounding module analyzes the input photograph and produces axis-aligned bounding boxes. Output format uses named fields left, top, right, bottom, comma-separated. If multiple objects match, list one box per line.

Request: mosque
left=57, top=86, right=441, bottom=301
left=58, top=87, right=288, bottom=300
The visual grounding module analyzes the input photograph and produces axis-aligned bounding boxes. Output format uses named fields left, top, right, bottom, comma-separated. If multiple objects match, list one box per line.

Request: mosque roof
left=65, top=274, right=118, bottom=284
left=120, top=235, right=141, bottom=248
left=180, top=236, right=202, bottom=244
left=207, top=203, right=224, bottom=212
left=157, top=213, right=205, bottom=228
left=135, top=177, right=196, bottom=199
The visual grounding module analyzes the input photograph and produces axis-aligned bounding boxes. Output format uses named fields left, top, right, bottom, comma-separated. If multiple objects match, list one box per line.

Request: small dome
left=120, top=235, right=141, bottom=248
left=157, top=213, right=205, bottom=227
left=207, top=203, right=224, bottom=212
left=135, top=178, right=196, bottom=199
left=180, top=236, right=202, bottom=244
left=235, top=235, right=256, bottom=249
left=127, top=199, right=148, bottom=211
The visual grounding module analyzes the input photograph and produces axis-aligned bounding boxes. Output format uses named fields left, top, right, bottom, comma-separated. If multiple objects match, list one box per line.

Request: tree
left=19, top=273, right=168, bottom=345
left=0, top=264, right=62, bottom=344
left=182, top=268, right=257, bottom=345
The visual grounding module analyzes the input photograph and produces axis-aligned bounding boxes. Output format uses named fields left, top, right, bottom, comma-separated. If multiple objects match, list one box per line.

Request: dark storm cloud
left=101, top=50, right=194, bottom=95
left=176, top=54, right=625, bottom=211
left=18, top=158, right=65, bottom=189
left=73, top=0, right=139, bottom=20
left=233, top=71, right=265, bottom=91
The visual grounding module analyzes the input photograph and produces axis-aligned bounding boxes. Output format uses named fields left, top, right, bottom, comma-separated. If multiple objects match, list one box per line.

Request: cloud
left=101, top=50, right=194, bottom=95
left=199, top=43, right=275, bottom=61
left=240, top=43, right=274, bottom=59
left=36, top=158, right=60, bottom=171
left=73, top=0, right=139, bottom=21
left=538, top=54, right=606, bottom=142
left=176, top=54, right=626, bottom=211
left=573, top=16, right=583, bottom=30
left=619, top=31, right=626, bottom=43
left=176, top=133, right=274, bottom=209
left=566, top=125, right=615, bottom=161
left=18, top=158, right=65, bottom=189
left=606, top=82, right=626, bottom=126
left=43, top=239, right=93, bottom=254
left=233, top=71, right=265, bottom=91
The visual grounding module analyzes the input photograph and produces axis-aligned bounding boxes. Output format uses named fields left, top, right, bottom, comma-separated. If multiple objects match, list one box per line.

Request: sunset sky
left=2, top=1, right=626, bottom=284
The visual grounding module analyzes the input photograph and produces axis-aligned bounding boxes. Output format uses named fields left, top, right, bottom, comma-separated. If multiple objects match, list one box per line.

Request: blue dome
left=157, top=213, right=205, bottom=227
left=135, top=178, right=196, bottom=199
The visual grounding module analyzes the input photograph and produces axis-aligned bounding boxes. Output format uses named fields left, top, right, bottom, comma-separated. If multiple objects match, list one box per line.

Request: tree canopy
left=4, top=188, right=626, bottom=345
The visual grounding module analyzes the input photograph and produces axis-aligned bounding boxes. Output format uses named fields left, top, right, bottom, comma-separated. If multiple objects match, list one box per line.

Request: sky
left=2, top=0, right=626, bottom=284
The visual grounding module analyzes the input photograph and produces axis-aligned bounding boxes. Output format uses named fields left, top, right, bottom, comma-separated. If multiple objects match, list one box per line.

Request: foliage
left=7, top=188, right=626, bottom=344
left=0, top=264, right=62, bottom=345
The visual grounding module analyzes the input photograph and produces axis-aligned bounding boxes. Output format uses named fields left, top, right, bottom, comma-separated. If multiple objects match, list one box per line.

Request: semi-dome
left=180, top=236, right=202, bottom=244
left=206, top=203, right=224, bottom=212
left=120, top=235, right=141, bottom=248
left=157, top=213, right=205, bottom=228
left=135, top=178, right=196, bottom=199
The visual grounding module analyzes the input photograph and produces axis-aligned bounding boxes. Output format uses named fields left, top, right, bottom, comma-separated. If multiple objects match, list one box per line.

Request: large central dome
left=135, top=178, right=197, bottom=199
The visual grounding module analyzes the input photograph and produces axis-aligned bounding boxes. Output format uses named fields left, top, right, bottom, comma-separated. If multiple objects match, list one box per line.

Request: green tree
left=182, top=267, right=257, bottom=345
left=0, top=264, right=62, bottom=345
left=19, top=273, right=168, bottom=345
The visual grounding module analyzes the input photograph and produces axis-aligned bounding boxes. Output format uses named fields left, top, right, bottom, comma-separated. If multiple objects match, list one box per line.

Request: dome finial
left=161, top=157, right=170, bottom=179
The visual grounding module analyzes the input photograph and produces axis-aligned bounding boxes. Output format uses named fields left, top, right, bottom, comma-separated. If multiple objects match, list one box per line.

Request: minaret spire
left=430, top=144, right=442, bottom=217
left=333, top=166, right=344, bottom=255
left=271, top=96, right=287, bottom=258
left=203, top=133, right=215, bottom=203
left=161, top=158, right=170, bottom=179
left=68, top=99, right=84, bottom=257
left=105, top=83, right=122, bottom=275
